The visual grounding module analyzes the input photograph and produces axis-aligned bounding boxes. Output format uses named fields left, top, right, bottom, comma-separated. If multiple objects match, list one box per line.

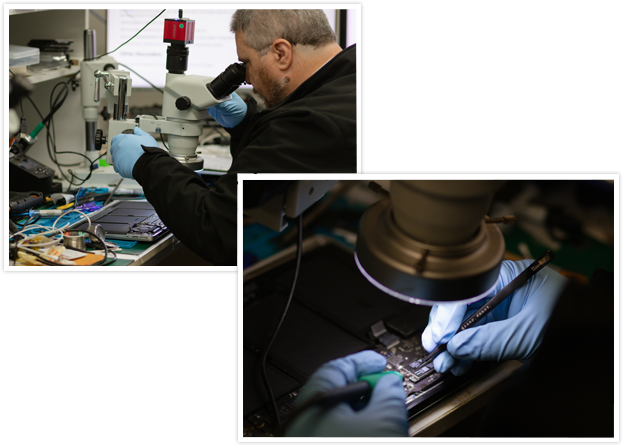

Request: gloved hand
left=286, top=351, right=408, bottom=437
left=422, top=259, right=569, bottom=376
left=110, top=127, right=157, bottom=179
left=207, top=92, right=247, bottom=128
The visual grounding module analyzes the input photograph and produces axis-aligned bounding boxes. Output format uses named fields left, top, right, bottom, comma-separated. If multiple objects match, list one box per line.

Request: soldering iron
left=284, top=371, right=402, bottom=431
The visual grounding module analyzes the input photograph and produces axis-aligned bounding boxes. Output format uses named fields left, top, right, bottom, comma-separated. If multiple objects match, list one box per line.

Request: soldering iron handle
left=278, top=380, right=370, bottom=435
left=457, top=250, right=555, bottom=333
left=315, top=380, right=371, bottom=406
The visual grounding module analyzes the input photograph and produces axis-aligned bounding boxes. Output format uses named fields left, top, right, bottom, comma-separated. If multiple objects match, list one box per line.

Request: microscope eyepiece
left=207, top=63, right=247, bottom=100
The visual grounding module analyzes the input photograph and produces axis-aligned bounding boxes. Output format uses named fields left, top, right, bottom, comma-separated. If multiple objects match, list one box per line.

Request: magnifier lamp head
left=355, top=181, right=506, bottom=306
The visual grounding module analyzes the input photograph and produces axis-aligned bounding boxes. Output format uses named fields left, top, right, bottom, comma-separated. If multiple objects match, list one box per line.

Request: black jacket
left=132, top=45, right=357, bottom=265
left=227, top=44, right=357, bottom=173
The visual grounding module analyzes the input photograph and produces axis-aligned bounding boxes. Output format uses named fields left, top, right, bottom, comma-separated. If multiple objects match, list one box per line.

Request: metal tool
left=87, top=224, right=106, bottom=250
left=413, top=250, right=555, bottom=370
left=103, top=178, right=123, bottom=207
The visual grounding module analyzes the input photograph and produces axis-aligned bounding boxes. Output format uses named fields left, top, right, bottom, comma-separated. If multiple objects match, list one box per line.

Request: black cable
left=23, top=229, right=115, bottom=266
left=25, top=251, right=67, bottom=266
left=43, top=70, right=101, bottom=181
left=75, top=229, right=109, bottom=266
left=40, top=80, right=69, bottom=127
left=260, top=214, right=304, bottom=429
left=67, top=237, right=117, bottom=266
left=19, top=73, right=87, bottom=184
left=14, top=213, right=41, bottom=229
left=14, top=8, right=162, bottom=181
left=135, top=113, right=169, bottom=150
left=14, top=11, right=162, bottom=180
left=50, top=151, right=106, bottom=187
left=118, top=63, right=164, bottom=94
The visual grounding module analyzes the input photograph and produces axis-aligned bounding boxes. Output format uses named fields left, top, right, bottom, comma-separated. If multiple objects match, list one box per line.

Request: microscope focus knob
left=94, top=129, right=107, bottom=150
left=175, top=96, right=192, bottom=110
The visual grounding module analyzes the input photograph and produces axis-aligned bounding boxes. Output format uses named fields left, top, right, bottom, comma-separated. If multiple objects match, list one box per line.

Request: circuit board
left=243, top=237, right=483, bottom=437
left=243, top=335, right=451, bottom=437
left=374, top=336, right=447, bottom=408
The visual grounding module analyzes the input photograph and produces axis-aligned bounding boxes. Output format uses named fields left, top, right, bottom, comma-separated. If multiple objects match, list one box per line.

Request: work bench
left=9, top=198, right=184, bottom=267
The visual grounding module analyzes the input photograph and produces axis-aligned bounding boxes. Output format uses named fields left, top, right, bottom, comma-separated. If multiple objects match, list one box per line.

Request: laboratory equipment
left=8, top=191, right=44, bottom=214
left=243, top=180, right=514, bottom=304
left=243, top=180, right=338, bottom=231
left=355, top=181, right=508, bottom=304
left=9, top=151, right=57, bottom=193
left=106, top=9, right=343, bottom=88
left=88, top=10, right=246, bottom=171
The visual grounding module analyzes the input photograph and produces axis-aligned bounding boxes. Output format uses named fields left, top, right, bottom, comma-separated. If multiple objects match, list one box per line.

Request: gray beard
left=253, top=76, right=290, bottom=110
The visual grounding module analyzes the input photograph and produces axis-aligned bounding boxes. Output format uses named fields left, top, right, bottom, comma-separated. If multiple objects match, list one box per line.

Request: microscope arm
left=103, top=68, right=237, bottom=170
left=80, top=56, right=118, bottom=157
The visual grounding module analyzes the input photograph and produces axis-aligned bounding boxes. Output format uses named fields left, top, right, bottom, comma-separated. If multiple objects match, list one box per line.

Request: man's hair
left=230, top=10, right=337, bottom=55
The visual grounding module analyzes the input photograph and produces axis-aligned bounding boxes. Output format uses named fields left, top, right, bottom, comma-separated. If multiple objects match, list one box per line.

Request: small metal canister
left=63, top=232, right=86, bottom=251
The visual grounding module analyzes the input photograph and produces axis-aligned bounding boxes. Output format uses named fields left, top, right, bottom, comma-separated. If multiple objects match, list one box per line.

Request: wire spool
left=88, top=224, right=106, bottom=249
left=63, top=232, right=86, bottom=251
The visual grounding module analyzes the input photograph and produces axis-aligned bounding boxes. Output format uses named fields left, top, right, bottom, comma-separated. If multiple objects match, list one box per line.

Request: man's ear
left=270, top=39, right=293, bottom=71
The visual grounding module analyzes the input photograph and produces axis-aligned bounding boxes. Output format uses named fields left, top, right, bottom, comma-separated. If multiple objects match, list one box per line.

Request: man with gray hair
left=212, top=9, right=356, bottom=169
left=110, top=9, right=356, bottom=265
left=228, top=9, right=345, bottom=109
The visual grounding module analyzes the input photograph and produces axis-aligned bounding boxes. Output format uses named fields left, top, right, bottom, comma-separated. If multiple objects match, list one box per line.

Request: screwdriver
left=413, top=250, right=555, bottom=370
left=283, top=371, right=402, bottom=430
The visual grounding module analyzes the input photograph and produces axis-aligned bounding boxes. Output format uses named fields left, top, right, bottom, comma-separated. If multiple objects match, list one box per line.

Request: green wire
left=95, top=9, right=167, bottom=59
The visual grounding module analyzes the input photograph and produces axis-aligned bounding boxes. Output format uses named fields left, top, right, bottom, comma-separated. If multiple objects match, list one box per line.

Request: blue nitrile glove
left=110, top=127, right=158, bottom=179
left=422, top=259, right=569, bottom=376
left=286, top=351, right=408, bottom=437
left=207, top=92, right=247, bottom=128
